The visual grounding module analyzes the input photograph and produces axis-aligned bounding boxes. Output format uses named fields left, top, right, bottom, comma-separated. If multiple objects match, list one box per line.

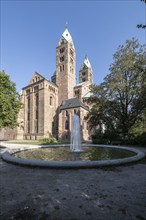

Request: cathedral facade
left=16, top=28, right=93, bottom=141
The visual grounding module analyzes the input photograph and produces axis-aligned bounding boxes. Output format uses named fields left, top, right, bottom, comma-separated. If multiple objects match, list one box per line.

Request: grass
left=8, top=141, right=40, bottom=145
left=7, top=140, right=70, bottom=145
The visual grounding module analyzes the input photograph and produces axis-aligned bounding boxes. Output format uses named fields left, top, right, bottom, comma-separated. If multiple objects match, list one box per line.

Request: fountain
left=2, top=142, right=145, bottom=168
left=70, top=114, right=82, bottom=152
left=1, top=113, right=145, bottom=168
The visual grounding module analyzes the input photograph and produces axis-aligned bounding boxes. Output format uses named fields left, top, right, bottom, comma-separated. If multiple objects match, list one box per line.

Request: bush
left=92, top=138, right=109, bottom=144
left=134, top=132, right=146, bottom=146
left=91, top=132, right=109, bottom=144
left=38, top=137, right=58, bottom=145
left=119, top=132, right=146, bottom=146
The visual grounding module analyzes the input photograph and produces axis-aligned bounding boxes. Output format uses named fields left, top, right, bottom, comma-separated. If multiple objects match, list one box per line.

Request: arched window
left=60, top=66, right=62, bottom=72
left=27, top=96, right=30, bottom=109
left=65, top=120, right=69, bottom=130
left=77, top=110, right=80, bottom=117
left=60, top=47, right=65, bottom=53
left=35, top=95, right=38, bottom=120
left=35, top=94, right=39, bottom=106
left=66, top=111, right=68, bottom=116
left=50, top=96, right=53, bottom=105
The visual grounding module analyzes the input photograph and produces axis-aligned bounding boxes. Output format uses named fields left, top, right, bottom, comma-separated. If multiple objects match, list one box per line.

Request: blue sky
left=1, top=0, right=145, bottom=92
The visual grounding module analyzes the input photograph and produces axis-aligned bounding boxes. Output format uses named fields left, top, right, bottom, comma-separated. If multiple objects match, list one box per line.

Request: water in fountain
left=70, top=114, right=82, bottom=152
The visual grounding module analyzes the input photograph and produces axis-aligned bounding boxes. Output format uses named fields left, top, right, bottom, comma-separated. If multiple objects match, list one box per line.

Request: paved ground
left=0, top=144, right=146, bottom=220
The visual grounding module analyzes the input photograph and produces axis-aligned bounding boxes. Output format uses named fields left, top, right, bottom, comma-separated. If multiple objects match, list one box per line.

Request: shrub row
left=38, top=137, right=58, bottom=145
left=91, top=132, right=146, bottom=146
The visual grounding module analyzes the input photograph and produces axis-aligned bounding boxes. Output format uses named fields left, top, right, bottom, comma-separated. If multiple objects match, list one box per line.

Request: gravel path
left=0, top=145, right=146, bottom=220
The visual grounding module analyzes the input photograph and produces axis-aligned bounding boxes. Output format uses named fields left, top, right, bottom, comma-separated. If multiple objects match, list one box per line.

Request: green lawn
left=8, top=141, right=40, bottom=145
left=7, top=140, right=70, bottom=145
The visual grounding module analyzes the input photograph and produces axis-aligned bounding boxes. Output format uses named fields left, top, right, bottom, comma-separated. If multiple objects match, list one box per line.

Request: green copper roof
left=62, top=28, right=72, bottom=42
left=75, top=81, right=89, bottom=87
left=83, top=91, right=93, bottom=98
left=80, top=56, right=92, bottom=70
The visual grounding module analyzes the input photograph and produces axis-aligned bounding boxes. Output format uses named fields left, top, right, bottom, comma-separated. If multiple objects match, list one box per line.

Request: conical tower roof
left=62, top=28, right=72, bottom=42
left=80, top=56, right=92, bottom=70
left=58, top=28, right=73, bottom=45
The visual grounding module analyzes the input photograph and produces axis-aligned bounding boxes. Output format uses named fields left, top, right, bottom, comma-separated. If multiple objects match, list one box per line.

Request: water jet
left=1, top=143, right=145, bottom=168
left=70, top=114, right=82, bottom=152
left=1, top=116, right=145, bottom=168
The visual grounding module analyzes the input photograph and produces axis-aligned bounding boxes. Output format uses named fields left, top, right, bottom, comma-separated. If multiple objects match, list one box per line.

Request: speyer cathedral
left=16, top=28, right=94, bottom=141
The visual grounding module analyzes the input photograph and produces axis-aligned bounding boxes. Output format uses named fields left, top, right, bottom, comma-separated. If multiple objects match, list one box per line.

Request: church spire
left=80, top=55, right=92, bottom=70
left=79, top=55, right=93, bottom=83
left=56, top=27, right=76, bottom=105
left=57, top=26, right=74, bottom=46
left=62, top=28, right=72, bottom=42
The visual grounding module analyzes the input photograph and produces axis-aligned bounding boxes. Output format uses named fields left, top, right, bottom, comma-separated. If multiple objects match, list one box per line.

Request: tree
left=137, top=0, right=146, bottom=29
left=88, top=39, right=146, bottom=138
left=0, top=70, right=22, bottom=128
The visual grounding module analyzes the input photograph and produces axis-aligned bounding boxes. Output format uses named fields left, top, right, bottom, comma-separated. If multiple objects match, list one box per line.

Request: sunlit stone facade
left=16, top=28, right=94, bottom=141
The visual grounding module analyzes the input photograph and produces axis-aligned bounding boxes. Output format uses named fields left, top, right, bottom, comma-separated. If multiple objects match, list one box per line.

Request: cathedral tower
left=79, top=56, right=93, bottom=84
left=56, top=28, right=76, bottom=105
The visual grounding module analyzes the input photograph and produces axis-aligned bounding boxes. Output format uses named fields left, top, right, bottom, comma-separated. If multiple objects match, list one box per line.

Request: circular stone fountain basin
left=2, top=144, right=145, bottom=168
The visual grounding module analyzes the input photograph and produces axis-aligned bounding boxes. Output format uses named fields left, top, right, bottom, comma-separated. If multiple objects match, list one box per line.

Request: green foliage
left=91, top=132, right=109, bottom=144
left=87, top=39, right=146, bottom=141
left=38, top=137, right=58, bottom=145
left=137, top=1, right=146, bottom=29
left=0, top=70, right=22, bottom=128
left=137, top=24, right=146, bottom=29
left=58, top=140, right=70, bottom=144
left=91, top=131, right=146, bottom=146
left=119, top=132, right=146, bottom=146
left=134, top=132, right=146, bottom=146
